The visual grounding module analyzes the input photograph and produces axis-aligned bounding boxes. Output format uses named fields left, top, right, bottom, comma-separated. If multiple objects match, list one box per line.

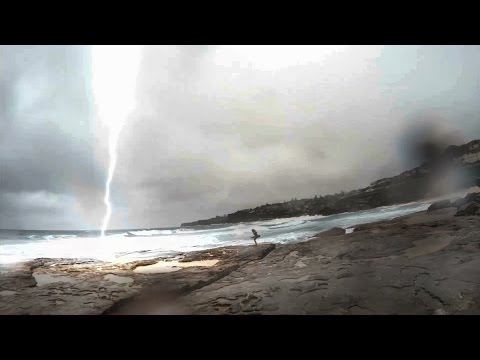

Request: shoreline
left=3, top=187, right=478, bottom=267
left=1, top=190, right=480, bottom=315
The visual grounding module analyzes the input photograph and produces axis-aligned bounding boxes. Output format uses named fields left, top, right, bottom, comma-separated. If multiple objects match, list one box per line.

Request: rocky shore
left=1, top=191, right=479, bottom=315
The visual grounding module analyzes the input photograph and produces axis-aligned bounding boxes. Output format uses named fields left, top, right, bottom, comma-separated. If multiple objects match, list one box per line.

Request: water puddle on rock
left=134, top=259, right=219, bottom=274
left=33, top=273, right=77, bottom=286
left=103, top=274, right=134, bottom=284
left=404, top=237, right=453, bottom=258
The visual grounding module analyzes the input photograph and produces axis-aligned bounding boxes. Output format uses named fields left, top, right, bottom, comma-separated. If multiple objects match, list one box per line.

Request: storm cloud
left=0, top=45, right=105, bottom=229
left=1, top=45, right=480, bottom=229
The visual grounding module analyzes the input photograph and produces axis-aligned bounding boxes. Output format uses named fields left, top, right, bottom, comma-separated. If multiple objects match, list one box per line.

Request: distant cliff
left=181, top=139, right=480, bottom=227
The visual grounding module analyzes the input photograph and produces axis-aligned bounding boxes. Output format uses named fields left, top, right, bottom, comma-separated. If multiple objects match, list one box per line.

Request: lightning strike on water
left=92, top=45, right=144, bottom=238
left=101, top=125, right=121, bottom=238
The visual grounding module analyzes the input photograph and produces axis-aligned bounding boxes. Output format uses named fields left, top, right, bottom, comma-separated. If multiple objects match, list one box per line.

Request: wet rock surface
left=181, top=211, right=480, bottom=315
left=0, top=245, right=275, bottom=315
left=455, top=202, right=480, bottom=216
left=427, top=200, right=452, bottom=212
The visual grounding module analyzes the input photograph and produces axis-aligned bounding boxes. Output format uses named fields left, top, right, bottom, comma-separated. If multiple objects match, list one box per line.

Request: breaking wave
left=0, top=199, right=433, bottom=265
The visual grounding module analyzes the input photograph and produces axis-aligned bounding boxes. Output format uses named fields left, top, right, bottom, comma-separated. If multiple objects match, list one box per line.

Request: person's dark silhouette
left=251, top=229, right=260, bottom=245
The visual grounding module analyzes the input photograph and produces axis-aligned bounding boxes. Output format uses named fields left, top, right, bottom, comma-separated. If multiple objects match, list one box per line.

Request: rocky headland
left=181, top=139, right=480, bottom=227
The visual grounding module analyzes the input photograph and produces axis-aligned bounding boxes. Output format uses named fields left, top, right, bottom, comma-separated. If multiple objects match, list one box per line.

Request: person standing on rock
left=251, top=229, right=260, bottom=245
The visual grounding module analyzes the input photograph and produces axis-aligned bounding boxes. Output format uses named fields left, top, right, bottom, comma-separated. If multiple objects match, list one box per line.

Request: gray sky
left=1, top=45, right=480, bottom=230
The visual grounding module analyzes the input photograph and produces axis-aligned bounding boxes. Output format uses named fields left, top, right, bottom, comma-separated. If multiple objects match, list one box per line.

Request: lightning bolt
left=100, top=125, right=122, bottom=237
left=92, top=45, right=143, bottom=238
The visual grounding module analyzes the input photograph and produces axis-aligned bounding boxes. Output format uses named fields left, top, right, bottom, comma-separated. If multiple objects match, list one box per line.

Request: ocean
left=0, top=199, right=435, bottom=265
